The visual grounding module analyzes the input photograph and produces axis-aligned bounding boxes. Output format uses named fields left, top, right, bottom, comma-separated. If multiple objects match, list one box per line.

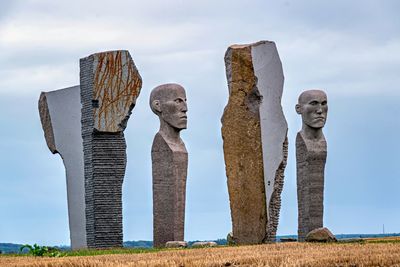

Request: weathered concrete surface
left=39, top=86, right=87, bottom=250
left=305, top=227, right=337, bottom=243
left=150, top=84, right=188, bottom=248
left=295, top=90, right=328, bottom=242
left=221, top=41, right=288, bottom=244
left=80, top=50, right=142, bottom=248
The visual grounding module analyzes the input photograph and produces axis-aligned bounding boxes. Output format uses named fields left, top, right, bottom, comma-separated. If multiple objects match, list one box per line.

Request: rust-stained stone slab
left=90, top=50, right=142, bottom=132
left=80, top=50, right=142, bottom=249
left=221, top=41, right=288, bottom=244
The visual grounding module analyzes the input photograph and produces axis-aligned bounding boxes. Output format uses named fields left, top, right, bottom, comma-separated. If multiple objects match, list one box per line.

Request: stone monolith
left=80, top=50, right=142, bottom=248
left=39, top=86, right=86, bottom=250
left=221, top=41, right=288, bottom=244
left=295, top=89, right=328, bottom=241
left=150, top=83, right=188, bottom=248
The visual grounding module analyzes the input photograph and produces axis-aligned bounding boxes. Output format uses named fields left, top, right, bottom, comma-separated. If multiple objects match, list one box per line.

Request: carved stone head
left=296, top=89, right=328, bottom=130
left=150, top=83, right=188, bottom=131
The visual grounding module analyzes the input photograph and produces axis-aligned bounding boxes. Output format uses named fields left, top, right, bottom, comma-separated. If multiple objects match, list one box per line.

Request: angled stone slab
left=80, top=50, right=142, bottom=248
left=39, top=85, right=87, bottom=250
left=252, top=42, right=288, bottom=241
left=221, top=41, right=288, bottom=244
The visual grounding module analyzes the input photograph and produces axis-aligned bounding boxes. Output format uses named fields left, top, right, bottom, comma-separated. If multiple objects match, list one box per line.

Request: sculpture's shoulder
left=296, top=132, right=305, bottom=146
left=151, top=132, right=169, bottom=153
left=151, top=132, right=187, bottom=154
left=296, top=131, right=327, bottom=160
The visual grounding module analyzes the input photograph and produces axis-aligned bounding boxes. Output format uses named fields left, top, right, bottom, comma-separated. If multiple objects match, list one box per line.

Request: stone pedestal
left=296, top=132, right=327, bottom=241
left=221, top=41, right=288, bottom=244
left=152, top=133, right=188, bottom=248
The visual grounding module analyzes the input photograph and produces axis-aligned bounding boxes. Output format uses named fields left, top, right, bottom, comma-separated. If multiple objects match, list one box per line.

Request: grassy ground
left=2, top=237, right=400, bottom=266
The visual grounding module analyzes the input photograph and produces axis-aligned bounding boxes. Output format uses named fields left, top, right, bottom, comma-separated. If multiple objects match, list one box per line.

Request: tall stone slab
left=150, top=84, right=188, bottom=248
left=295, top=90, right=328, bottom=241
left=39, top=86, right=86, bottom=250
left=80, top=50, right=142, bottom=248
left=221, top=41, right=288, bottom=244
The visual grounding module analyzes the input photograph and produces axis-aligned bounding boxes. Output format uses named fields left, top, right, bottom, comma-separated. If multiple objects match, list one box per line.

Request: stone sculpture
left=39, top=86, right=86, bottom=250
left=150, top=83, right=188, bottom=248
left=221, top=41, right=288, bottom=244
left=295, top=89, right=328, bottom=241
left=39, top=50, right=142, bottom=249
left=80, top=50, right=142, bottom=248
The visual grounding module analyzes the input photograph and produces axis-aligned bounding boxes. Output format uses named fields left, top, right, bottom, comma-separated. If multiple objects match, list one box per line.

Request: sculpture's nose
left=182, top=101, right=188, bottom=112
left=316, top=105, right=323, bottom=114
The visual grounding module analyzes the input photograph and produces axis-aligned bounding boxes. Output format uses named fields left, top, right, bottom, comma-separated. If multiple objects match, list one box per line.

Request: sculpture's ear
left=295, top=104, right=302, bottom=114
left=152, top=100, right=161, bottom=114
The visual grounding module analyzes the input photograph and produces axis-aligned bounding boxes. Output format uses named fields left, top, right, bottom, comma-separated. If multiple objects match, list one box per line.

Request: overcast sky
left=0, top=0, right=399, bottom=246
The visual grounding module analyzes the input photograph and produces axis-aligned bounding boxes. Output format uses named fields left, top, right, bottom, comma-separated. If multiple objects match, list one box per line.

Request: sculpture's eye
left=321, top=101, right=327, bottom=106
left=175, top=99, right=183, bottom=104
left=309, top=101, right=318, bottom=106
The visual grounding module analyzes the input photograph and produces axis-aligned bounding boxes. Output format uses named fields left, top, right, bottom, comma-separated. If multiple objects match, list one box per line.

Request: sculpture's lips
left=180, top=116, right=187, bottom=119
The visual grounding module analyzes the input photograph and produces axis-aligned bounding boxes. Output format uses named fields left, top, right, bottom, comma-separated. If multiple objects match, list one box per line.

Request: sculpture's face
left=296, top=90, right=328, bottom=129
left=159, top=87, right=188, bottom=130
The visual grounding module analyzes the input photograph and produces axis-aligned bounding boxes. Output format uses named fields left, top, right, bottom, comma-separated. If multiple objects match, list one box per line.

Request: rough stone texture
left=150, top=84, right=188, bottom=248
left=221, top=41, right=288, bottom=244
left=39, top=93, right=56, bottom=154
left=91, top=51, right=142, bottom=132
left=305, top=227, right=337, bottom=243
left=296, top=133, right=327, bottom=241
left=296, top=90, right=328, bottom=242
left=80, top=50, right=142, bottom=249
left=165, top=241, right=188, bottom=248
left=152, top=133, right=188, bottom=248
left=38, top=86, right=87, bottom=249
left=191, top=242, right=218, bottom=248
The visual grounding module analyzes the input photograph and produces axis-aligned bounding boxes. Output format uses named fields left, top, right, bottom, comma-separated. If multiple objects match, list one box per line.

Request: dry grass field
left=2, top=240, right=400, bottom=267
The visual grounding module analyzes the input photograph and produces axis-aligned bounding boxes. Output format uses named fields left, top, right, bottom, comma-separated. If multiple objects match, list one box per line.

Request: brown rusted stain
left=93, top=51, right=142, bottom=132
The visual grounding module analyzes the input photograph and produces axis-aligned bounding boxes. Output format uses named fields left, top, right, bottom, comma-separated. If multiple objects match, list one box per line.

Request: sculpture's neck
left=159, top=119, right=182, bottom=144
left=301, top=124, right=324, bottom=141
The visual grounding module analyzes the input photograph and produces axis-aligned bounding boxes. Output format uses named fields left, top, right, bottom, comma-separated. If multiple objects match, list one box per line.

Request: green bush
left=20, top=244, right=65, bottom=257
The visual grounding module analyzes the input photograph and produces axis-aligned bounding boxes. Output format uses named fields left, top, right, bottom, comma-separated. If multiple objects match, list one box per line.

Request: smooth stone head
left=296, top=89, right=328, bottom=130
left=150, top=83, right=188, bottom=130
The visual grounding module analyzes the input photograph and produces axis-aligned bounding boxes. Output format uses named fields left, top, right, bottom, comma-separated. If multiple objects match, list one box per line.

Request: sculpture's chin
left=169, top=121, right=187, bottom=131
left=176, top=125, right=187, bottom=131
left=305, top=121, right=325, bottom=130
